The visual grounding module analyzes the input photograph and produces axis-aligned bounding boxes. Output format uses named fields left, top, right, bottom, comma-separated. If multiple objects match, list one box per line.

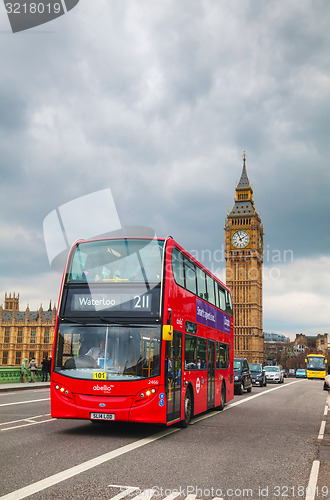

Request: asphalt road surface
left=0, top=379, right=329, bottom=500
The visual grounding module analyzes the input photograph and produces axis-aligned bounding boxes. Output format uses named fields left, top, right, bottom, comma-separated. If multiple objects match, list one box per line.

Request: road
left=0, top=379, right=329, bottom=500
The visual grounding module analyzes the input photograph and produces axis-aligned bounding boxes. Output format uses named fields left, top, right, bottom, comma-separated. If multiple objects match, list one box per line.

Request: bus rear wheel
left=180, top=388, right=193, bottom=428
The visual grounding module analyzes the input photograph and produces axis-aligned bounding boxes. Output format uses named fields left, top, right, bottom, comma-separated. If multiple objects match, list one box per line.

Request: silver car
left=264, top=365, right=284, bottom=384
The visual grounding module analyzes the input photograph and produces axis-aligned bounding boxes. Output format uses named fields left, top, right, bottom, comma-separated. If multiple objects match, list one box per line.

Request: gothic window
left=4, top=328, right=10, bottom=343
left=30, top=329, right=36, bottom=344
left=17, top=328, right=23, bottom=344
left=44, top=329, right=50, bottom=344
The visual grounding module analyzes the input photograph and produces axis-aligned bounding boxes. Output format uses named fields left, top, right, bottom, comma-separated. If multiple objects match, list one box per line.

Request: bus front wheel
left=180, top=388, right=193, bottom=428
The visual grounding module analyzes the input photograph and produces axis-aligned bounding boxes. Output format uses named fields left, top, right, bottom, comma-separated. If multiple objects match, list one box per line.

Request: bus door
left=207, top=339, right=215, bottom=409
left=165, top=331, right=182, bottom=422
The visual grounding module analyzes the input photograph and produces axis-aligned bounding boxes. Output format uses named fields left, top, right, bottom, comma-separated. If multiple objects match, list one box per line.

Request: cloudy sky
left=0, top=0, right=329, bottom=339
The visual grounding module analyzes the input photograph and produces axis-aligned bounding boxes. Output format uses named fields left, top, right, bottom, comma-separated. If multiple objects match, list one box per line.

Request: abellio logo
left=4, top=0, right=80, bottom=33
left=93, top=384, right=114, bottom=392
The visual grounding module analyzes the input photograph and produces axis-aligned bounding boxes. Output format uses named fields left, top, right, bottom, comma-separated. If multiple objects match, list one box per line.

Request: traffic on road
left=0, top=378, right=328, bottom=500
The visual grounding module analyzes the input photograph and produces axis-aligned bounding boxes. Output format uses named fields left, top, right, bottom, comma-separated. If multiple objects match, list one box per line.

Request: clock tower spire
left=225, top=153, right=264, bottom=363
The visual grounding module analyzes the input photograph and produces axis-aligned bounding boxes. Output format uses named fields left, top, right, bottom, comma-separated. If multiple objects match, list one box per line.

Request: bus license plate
left=90, top=413, right=115, bottom=420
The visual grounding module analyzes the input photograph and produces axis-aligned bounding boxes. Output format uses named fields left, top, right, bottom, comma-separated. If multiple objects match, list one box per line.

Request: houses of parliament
left=0, top=154, right=264, bottom=366
left=0, top=293, right=56, bottom=367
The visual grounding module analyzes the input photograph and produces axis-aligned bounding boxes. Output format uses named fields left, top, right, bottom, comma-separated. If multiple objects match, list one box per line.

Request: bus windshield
left=307, top=357, right=325, bottom=370
left=66, top=238, right=164, bottom=286
left=54, top=323, right=161, bottom=381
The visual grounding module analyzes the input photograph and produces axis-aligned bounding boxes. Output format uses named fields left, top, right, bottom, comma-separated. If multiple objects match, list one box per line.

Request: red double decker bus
left=51, top=236, right=234, bottom=426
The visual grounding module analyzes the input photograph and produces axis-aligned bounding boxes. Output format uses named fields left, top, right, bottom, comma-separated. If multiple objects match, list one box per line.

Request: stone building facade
left=293, top=333, right=329, bottom=356
left=0, top=293, right=56, bottom=366
left=225, top=154, right=264, bottom=363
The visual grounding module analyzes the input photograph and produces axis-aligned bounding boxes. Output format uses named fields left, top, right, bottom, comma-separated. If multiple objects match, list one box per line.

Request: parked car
left=288, top=369, right=296, bottom=377
left=295, top=368, right=307, bottom=378
left=249, top=363, right=267, bottom=387
left=264, top=365, right=284, bottom=384
left=234, top=358, right=253, bottom=394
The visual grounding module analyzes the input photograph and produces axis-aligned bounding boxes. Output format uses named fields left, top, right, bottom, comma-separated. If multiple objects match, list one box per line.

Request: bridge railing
left=0, top=367, right=43, bottom=383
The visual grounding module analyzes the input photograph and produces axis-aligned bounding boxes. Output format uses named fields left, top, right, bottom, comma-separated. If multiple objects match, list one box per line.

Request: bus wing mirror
left=305, top=359, right=307, bottom=363
left=162, top=325, right=173, bottom=341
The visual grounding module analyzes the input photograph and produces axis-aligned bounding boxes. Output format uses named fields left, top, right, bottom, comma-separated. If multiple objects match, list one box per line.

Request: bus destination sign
left=72, top=292, right=152, bottom=312
left=61, top=285, right=161, bottom=317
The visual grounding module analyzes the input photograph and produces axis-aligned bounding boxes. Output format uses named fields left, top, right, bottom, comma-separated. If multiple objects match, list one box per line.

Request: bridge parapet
left=0, top=367, right=42, bottom=383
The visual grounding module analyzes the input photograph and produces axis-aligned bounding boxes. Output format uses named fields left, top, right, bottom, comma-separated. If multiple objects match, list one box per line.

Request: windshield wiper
left=60, top=317, right=82, bottom=324
left=60, top=317, right=105, bottom=326
left=99, top=317, right=125, bottom=325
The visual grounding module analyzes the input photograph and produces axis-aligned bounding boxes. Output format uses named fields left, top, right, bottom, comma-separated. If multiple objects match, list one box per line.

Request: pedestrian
left=21, top=358, right=28, bottom=383
left=28, top=357, right=38, bottom=383
left=41, top=354, right=49, bottom=382
left=48, top=357, right=52, bottom=381
left=324, top=366, right=330, bottom=408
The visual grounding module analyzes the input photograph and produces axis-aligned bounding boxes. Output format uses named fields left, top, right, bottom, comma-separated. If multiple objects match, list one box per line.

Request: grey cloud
left=0, top=1, right=329, bottom=331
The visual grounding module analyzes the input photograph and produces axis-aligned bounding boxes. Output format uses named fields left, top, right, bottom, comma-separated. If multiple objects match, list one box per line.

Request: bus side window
left=218, top=287, right=226, bottom=311
left=196, top=267, right=207, bottom=299
left=171, top=248, right=185, bottom=288
left=216, top=342, right=229, bottom=369
left=184, top=258, right=197, bottom=295
left=206, top=274, right=215, bottom=305
left=197, top=338, right=207, bottom=369
left=214, top=280, right=219, bottom=309
left=225, top=290, right=233, bottom=316
left=185, top=335, right=196, bottom=370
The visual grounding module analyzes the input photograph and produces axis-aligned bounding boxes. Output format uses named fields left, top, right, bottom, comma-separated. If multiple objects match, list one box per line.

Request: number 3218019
left=5, top=3, right=62, bottom=14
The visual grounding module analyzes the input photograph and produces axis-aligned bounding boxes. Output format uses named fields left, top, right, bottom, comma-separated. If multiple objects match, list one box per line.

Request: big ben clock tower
left=225, top=152, right=264, bottom=363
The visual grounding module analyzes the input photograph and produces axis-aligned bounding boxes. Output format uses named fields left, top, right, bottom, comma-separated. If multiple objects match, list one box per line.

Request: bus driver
left=86, top=339, right=105, bottom=361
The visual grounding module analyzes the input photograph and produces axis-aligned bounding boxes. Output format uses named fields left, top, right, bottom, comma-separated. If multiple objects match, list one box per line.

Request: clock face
left=232, top=230, right=249, bottom=248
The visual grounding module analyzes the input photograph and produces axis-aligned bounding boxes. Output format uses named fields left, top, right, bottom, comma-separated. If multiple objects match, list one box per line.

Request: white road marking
left=191, top=380, right=304, bottom=424
left=305, top=461, right=320, bottom=500
left=0, top=398, right=50, bottom=407
left=108, top=486, right=139, bottom=500
left=107, top=486, right=220, bottom=500
left=324, top=405, right=328, bottom=416
left=318, top=420, right=326, bottom=440
left=0, top=414, right=51, bottom=426
left=131, top=489, right=155, bottom=500
left=163, top=493, right=182, bottom=500
left=0, top=427, right=180, bottom=500
left=1, top=418, right=53, bottom=432
left=0, top=414, right=53, bottom=432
